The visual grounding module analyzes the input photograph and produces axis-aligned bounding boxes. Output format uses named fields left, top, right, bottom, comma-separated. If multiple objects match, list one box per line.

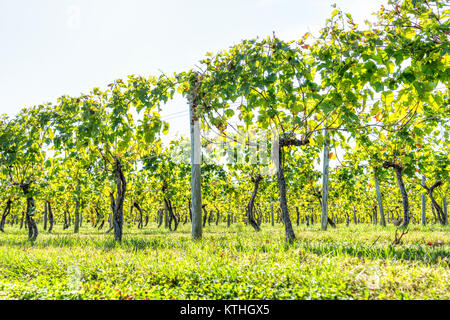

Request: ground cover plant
left=0, top=223, right=448, bottom=300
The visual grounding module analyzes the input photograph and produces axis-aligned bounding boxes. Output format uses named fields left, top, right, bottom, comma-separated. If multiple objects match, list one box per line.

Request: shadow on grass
left=290, top=240, right=449, bottom=265
left=1, top=225, right=448, bottom=265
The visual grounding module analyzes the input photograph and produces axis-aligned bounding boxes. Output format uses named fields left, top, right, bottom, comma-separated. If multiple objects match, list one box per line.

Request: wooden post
left=321, top=128, right=329, bottom=231
left=43, top=200, right=48, bottom=231
left=373, top=205, right=378, bottom=225
left=164, top=200, right=169, bottom=228
left=189, top=92, right=202, bottom=240
left=374, top=167, right=386, bottom=226
left=270, top=197, right=274, bottom=227
left=443, top=193, right=448, bottom=225
left=73, top=181, right=81, bottom=233
left=421, top=176, right=427, bottom=226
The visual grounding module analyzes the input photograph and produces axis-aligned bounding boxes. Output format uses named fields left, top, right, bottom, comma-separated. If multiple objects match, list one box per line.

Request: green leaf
left=320, top=100, right=334, bottom=114
left=386, top=61, right=395, bottom=74
left=331, top=9, right=339, bottom=18
left=373, top=82, right=384, bottom=92
left=224, top=109, right=235, bottom=117
left=162, top=122, right=169, bottom=135
left=370, top=101, right=380, bottom=116
left=45, top=159, right=52, bottom=168
left=381, top=91, right=394, bottom=105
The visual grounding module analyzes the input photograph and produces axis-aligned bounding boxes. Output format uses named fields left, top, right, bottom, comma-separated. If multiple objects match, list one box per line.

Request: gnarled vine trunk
left=188, top=199, right=192, bottom=222
left=275, top=138, right=298, bottom=242
left=215, top=209, right=220, bottom=225
left=63, top=205, right=70, bottom=230
left=246, top=174, right=262, bottom=232
left=202, top=205, right=208, bottom=227
left=47, top=201, right=54, bottom=233
left=422, top=181, right=447, bottom=225
left=164, top=198, right=179, bottom=231
left=133, top=202, right=144, bottom=229
left=383, top=161, right=409, bottom=228
left=112, top=158, right=126, bottom=242
left=20, top=183, right=38, bottom=241
left=157, top=209, right=163, bottom=228
left=162, top=180, right=178, bottom=231
left=0, top=198, right=12, bottom=232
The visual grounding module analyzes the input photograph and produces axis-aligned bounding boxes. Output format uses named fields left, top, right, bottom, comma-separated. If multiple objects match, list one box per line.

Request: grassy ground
left=0, top=222, right=448, bottom=300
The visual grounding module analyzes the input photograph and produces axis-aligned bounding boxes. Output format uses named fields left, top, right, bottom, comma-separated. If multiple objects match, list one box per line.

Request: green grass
left=0, top=222, right=448, bottom=300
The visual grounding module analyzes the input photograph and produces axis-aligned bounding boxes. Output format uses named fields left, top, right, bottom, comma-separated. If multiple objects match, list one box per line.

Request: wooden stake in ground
left=421, top=176, right=427, bottom=226
left=321, top=128, right=329, bottom=231
left=374, top=167, right=386, bottom=226
left=188, top=87, right=202, bottom=240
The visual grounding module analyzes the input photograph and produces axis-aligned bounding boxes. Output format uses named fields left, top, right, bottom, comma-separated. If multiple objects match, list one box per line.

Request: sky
left=0, top=0, right=388, bottom=139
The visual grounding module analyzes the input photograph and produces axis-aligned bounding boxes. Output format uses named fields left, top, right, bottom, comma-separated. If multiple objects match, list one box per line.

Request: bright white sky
left=0, top=0, right=387, bottom=139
